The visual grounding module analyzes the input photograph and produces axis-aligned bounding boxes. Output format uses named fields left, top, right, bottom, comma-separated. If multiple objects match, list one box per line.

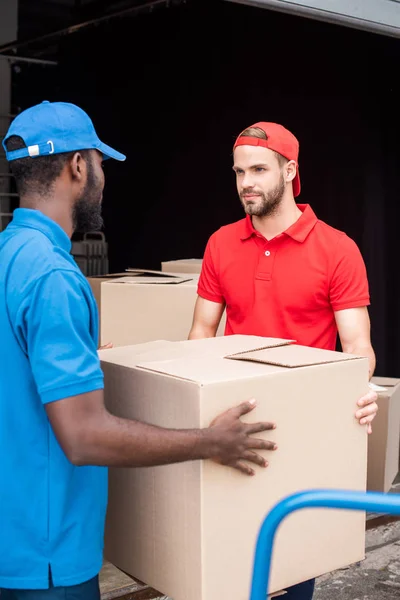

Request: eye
left=255, top=167, right=266, bottom=173
left=235, top=169, right=244, bottom=175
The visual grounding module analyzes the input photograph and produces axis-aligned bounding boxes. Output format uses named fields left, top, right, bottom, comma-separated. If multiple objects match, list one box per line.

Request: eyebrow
left=232, top=163, right=269, bottom=171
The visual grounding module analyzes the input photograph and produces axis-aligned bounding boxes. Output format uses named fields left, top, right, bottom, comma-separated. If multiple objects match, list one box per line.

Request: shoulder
left=8, top=228, right=79, bottom=274
left=208, top=218, right=247, bottom=244
left=313, top=219, right=347, bottom=241
left=313, top=219, right=362, bottom=255
left=4, top=229, right=87, bottom=302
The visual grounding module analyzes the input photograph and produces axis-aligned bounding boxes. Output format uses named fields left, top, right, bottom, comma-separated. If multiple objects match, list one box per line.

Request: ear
left=70, top=152, right=86, bottom=182
left=285, top=160, right=297, bottom=184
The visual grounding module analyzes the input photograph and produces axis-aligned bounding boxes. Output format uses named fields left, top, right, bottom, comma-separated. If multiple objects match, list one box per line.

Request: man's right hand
left=207, top=398, right=277, bottom=476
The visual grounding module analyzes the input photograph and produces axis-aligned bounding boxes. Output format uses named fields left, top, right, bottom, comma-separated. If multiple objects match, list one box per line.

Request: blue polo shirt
left=0, top=208, right=106, bottom=589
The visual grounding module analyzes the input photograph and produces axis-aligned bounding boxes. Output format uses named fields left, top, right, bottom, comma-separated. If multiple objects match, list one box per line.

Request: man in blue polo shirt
left=0, top=101, right=277, bottom=600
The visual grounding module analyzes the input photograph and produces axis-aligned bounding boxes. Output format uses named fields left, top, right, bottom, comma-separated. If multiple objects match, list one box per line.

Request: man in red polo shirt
left=189, top=122, right=378, bottom=600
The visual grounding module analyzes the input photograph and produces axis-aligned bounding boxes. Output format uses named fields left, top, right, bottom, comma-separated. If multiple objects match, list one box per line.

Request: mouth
left=242, top=194, right=260, bottom=201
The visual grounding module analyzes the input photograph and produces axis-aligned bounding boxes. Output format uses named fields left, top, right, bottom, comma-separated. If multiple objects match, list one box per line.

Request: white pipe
left=223, top=0, right=400, bottom=38
left=0, top=54, right=57, bottom=66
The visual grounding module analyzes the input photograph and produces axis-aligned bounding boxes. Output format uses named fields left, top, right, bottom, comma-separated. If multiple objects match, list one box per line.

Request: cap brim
left=97, top=140, right=126, bottom=162
left=293, top=169, right=301, bottom=197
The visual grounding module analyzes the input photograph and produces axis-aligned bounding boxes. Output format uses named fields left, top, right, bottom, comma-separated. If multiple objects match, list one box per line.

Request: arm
left=335, top=307, right=376, bottom=378
left=189, top=296, right=225, bottom=339
left=25, top=271, right=276, bottom=476
left=335, top=307, right=378, bottom=434
left=329, top=236, right=377, bottom=433
left=46, top=392, right=277, bottom=476
left=190, top=232, right=225, bottom=339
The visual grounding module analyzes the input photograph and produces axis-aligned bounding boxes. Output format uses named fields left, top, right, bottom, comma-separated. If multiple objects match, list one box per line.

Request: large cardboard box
left=99, top=269, right=225, bottom=347
left=368, top=376, right=400, bottom=492
left=87, top=273, right=130, bottom=317
left=161, top=258, right=203, bottom=274
left=100, top=335, right=368, bottom=599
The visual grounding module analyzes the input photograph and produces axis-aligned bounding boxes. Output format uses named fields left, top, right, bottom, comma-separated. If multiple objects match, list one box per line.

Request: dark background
left=10, top=0, right=400, bottom=375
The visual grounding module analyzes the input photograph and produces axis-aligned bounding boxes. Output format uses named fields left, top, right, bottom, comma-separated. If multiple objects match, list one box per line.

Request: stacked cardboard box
left=161, top=258, right=203, bottom=274
left=368, top=377, right=400, bottom=492
left=88, top=269, right=225, bottom=347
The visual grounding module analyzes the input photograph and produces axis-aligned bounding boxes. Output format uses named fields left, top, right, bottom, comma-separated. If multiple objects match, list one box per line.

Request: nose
left=242, top=171, right=255, bottom=189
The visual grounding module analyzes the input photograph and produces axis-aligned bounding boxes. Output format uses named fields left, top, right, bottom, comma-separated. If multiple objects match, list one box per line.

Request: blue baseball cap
left=2, top=100, right=126, bottom=162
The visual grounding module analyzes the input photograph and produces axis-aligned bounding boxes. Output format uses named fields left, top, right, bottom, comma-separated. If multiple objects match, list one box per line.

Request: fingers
left=357, top=391, right=378, bottom=407
left=232, top=461, right=255, bottom=476
left=245, top=421, right=276, bottom=434
left=367, top=423, right=373, bottom=434
left=246, top=438, right=278, bottom=451
left=99, top=342, right=113, bottom=350
left=360, top=414, right=376, bottom=425
left=230, top=398, right=257, bottom=418
left=356, top=402, right=378, bottom=425
left=241, top=450, right=269, bottom=468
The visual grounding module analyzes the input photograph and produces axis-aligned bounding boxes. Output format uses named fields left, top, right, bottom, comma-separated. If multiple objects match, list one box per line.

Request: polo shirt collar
left=12, top=208, right=72, bottom=253
left=240, top=204, right=318, bottom=243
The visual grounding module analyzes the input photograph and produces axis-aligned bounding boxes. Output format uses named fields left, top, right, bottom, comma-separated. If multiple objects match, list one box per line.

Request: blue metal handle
left=250, top=489, right=400, bottom=600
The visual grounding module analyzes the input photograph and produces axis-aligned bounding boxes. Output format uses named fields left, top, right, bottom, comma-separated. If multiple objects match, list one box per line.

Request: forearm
left=75, top=411, right=215, bottom=467
left=188, top=322, right=217, bottom=339
left=188, top=297, right=224, bottom=340
left=342, top=343, right=376, bottom=379
left=47, top=391, right=276, bottom=476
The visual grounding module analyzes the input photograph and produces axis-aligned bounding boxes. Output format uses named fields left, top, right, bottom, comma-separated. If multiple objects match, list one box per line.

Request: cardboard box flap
left=135, top=338, right=297, bottom=384
left=137, top=355, right=285, bottom=384
left=100, top=336, right=294, bottom=373
left=101, top=336, right=295, bottom=365
left=371, top=376, right=400, bottom=391
left=126, top=268, right=190, bottom=277
left=88, top=271, right=137, bottom=280
left=99, top=340, right=176, bottom=367
left=105, top=275, right=192, bottom=285
left=369, top=381, right=388, bottom=393
left=227, top=344, right=363, bottom=368
left=162, top=258, right=202, bottom=264
left=174, top=335, right=295, bottom=357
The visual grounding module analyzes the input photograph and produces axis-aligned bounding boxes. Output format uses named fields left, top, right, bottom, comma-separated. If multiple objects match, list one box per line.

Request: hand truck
left=249, top=489, right=400, bottom=600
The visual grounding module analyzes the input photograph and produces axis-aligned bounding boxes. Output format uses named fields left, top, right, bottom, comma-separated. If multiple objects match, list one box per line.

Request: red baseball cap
left=233, top=122, right=301, bottom=197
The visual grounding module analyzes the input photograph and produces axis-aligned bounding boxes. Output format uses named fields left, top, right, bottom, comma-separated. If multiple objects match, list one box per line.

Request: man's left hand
left=355, top=390, right=378, bottom=434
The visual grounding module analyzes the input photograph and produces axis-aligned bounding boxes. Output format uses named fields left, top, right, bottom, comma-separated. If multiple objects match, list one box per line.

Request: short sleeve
left=329, top=234, right=370, bottom=312
left=197, top=233, right=225, bottom=304
left=18, top=269, right=104, bottom=404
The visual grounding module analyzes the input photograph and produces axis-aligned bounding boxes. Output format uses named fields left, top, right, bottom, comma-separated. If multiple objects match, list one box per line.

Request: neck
left=20, top=193, right=74, bottom=238
left=251, top=196, right=302, bottom=240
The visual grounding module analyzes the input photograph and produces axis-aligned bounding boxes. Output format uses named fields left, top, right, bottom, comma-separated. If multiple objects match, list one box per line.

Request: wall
left=11, top=0, right=400, bottom=375
left=0, top=0, right=18, bottom=212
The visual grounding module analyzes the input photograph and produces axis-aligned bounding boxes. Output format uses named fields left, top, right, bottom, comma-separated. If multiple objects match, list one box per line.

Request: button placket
left=255, top=244, right=276, bottom=281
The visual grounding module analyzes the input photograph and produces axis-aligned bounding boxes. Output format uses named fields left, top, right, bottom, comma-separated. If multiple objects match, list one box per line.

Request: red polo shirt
left=198, top=205, right=370, bottom=351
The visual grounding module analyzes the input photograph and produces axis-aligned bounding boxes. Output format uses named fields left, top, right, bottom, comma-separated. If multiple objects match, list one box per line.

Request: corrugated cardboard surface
left=161, top=258, right=203, bottom=273
left=87, top=273, right=131, bottom=317
left=100, top=336, right=369, bottom=600
left=368, top=376, right=400, bottom=491
left=100, top=270, right=225, bottom=347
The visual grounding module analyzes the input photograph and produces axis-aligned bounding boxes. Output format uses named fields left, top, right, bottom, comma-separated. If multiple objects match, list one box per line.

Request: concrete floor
left=314, top=480, right=400, bottom=600
left=314, top=519, right=400, bottom=599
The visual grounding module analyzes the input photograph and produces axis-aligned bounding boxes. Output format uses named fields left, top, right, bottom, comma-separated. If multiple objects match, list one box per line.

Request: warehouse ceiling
left=1, top=0, right=189, bottom=59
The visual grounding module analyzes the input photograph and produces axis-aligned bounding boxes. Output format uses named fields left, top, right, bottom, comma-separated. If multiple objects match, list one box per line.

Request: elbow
left=65, top=440, right=91, bottom=466
left=61, top=429, right=97, bottom=466
left=189, top=324, right=217, bottom=340
left=63, top=412, right=110, bottom=466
